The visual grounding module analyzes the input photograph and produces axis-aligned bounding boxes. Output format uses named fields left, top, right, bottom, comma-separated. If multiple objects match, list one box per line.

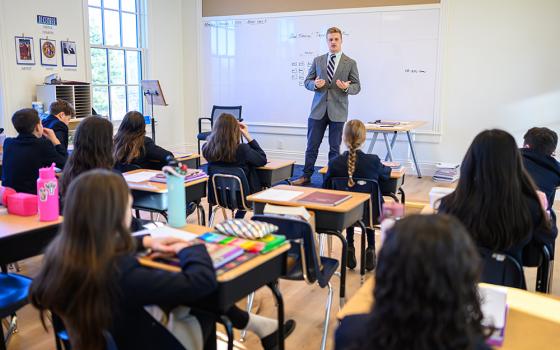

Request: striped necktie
left=327, top=54, right=336, bottom=84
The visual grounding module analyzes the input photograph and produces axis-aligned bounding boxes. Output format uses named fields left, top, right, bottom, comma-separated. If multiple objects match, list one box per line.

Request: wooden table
left=247, top=185, right=371, bottom=305
left=138, top=224, right=290, bottom=350
left=319, top=165, right=406, bottom=203
left=365, top=121, right=427, bottom=178
left=338, top=278, right=560, bottom=350
left=0, top=213, right=62, bottom=265
left=257, top=160, right=296, bottom=188
left=124, top=169, right=208, bottom=225
left=176, top=153, right=201, bottom=169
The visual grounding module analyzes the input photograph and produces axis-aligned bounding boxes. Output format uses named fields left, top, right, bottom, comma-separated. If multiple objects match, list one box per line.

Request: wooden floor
left=5, top=176, right=559, bottom=350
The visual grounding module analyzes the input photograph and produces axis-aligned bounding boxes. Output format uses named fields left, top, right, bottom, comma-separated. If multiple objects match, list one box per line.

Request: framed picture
left=40, top=39, right=57, bottom=66
left=15, top=36, right=35, bottom=65
left=61, top=40, right=77, bottom=67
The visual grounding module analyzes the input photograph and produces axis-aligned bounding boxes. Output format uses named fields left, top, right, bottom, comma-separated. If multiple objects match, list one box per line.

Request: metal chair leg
left=1, top=313, right=18, bottom=349
left=319, top=234, right=326, bottom=256
left=320, top=283, right=334, bottom=350
left=239, top=292, right=255, bottom=342
left=209, top=206, right=220, bottom=227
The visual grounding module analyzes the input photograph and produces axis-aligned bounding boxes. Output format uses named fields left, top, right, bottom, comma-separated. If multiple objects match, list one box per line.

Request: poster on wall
left=40, top=39, right=57, bottom=66
left=61, top=40, right=77, bottom=67
left=15, top=36, right=35, bottom=65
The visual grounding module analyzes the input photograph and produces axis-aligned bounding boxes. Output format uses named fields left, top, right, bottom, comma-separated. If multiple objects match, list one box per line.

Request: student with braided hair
left=323, top=119, right=391, bottom=270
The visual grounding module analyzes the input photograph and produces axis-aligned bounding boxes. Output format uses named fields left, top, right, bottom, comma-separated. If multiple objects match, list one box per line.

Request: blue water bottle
left=163, top=158, right=186, bottom=227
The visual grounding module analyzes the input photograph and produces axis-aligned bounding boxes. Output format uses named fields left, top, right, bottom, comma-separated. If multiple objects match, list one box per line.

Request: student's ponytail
left=344, top=120, right=367, bottom=187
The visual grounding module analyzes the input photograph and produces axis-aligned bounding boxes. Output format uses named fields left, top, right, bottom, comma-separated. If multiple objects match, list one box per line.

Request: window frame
left=86, top=0, right=146, bottom=121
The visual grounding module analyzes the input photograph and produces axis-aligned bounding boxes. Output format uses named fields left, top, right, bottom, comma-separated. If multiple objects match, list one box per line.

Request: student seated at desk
left=114, top=111, right=173, bottom=171
left=1, top=108, right=67, bottom=194
left=60, top=116, right=148, bottom=232
left=202, top=113, right=267, bottom=218
left=41, top=99, right=75, bottom=152
left=323, top=120, right=391, bottom=271
left=335, top=214, right=491, bottom=350
left=521, top=127, right=560, bottom=244
left=439, top=129, right=555, bottom=267
left=30, top=170, right=295, bottom=350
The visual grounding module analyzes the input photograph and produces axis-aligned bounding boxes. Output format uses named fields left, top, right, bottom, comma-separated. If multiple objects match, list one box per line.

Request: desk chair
left=479, top=247, right=526, bottom=289
left=329, top=177, right=383, bottom=277
left=252, top=214, right=339, bottom=350
left=197, top=106, right=242, bottom=154
left=0, top=271, right=32, bottom=350
left=208, top=166, right=252, bottom=227
left=523, top=242, right=554, bottom=293
left=52, top=313, right=118, bottom=350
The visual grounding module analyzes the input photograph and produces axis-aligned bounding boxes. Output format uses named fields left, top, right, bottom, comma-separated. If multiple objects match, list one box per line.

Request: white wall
left=0, top=0, right=88, bottom=134
left=193, top=0, right=560, bottom=174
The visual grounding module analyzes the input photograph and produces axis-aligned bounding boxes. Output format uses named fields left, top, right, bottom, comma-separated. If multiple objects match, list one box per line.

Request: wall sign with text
left=37, top=15, right=57, bottom=26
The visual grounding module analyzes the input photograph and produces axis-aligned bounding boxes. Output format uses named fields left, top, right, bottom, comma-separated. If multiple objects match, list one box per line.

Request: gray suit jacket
left=304, top=53, right=361, bottom=122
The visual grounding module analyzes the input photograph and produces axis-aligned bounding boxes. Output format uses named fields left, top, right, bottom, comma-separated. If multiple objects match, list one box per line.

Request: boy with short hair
left=2, top=108, right=67, bottom=194
left=42, top=99, right=75, bottom=151
left=521, top=127, right=560, bottom=238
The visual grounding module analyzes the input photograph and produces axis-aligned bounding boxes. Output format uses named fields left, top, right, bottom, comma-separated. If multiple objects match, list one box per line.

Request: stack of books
left=432, top=162, right=460, bottom=183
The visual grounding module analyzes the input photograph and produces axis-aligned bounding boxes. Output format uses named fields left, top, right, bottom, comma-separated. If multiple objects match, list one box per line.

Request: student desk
left=0, top=213, right=62, bottom=265
left=337, top=278, right=560, bottom=350
left=365, top=121, right=426, bottom=178
left=138, top=224, right=290, bottom=350
left=318, top=165, right=406, bottom=203
left=176, top=153, right=201, bottom=169
left=146, top=153, right=201, bottom=170
left=257, top=160, right=296, bottom=188
left=246, top=185, right=371, bottom=306
left=125, top=169, right=208, bottom=225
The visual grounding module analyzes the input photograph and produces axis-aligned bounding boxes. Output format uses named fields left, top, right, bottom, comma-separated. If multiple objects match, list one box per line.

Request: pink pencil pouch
left=7, top=193, right=38, bottom=216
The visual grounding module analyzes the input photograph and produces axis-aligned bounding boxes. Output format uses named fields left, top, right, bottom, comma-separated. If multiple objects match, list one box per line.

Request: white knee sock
left=244, top=313, right=278, bottom=338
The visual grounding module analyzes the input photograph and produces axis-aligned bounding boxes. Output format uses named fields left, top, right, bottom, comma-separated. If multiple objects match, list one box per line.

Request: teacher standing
left=293, top=27, right=361, bottom=186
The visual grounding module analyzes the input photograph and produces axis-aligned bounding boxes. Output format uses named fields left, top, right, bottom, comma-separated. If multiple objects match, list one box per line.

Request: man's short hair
left=12, top=108, right=40, bottom=134
left=523, top=127, right=558, bottom=155
left=326, top=27, right=342, bottom=37
left=49, top=99, right=75, bottom=118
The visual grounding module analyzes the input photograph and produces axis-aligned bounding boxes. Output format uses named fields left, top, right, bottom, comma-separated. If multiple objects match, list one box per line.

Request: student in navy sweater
left=30, top=170, right=295, bottom=350
left=202, top=113, right=268, bottom=218
left=439, top=129, right=555, bottom=268
left=114, top=111, right=174, bottom=171
left=335, top=214, right=491, bottom=350
left=1, top=108, right=67, bottom=194
left=521, top=127, right=560, bottom=243
left=323, top=120, right=391, bottom=271
left=41, top=99, right=75, bottom=151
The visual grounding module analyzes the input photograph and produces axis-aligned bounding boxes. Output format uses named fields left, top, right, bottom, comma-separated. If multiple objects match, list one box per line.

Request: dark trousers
left=346, top=226, right=375, bottom=248
left=303, top=113, right=344, bottom=178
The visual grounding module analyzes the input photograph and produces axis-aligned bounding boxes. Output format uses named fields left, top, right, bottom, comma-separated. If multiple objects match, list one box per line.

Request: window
left=88, top=0, right=143, bottom=120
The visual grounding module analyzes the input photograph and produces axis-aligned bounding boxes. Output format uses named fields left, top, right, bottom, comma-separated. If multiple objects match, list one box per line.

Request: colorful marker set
left=198, top=232, right=286, bottom=254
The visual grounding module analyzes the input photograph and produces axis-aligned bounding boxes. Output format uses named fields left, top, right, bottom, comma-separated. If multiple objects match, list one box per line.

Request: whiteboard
left=201, top=5, right=441, bottom=132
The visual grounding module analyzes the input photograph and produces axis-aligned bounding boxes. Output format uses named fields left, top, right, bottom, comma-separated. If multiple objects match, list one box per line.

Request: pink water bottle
left=37, top=163, right=59, bottom=221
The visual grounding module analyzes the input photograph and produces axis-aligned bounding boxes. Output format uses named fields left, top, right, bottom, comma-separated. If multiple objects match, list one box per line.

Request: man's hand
left=42, top=128, right=61, bottom=145
left=54, top=112, right=70, bottom=126
left=314, top=77, right=326, bottom=89
left=336, top=80, right=351, bottom=90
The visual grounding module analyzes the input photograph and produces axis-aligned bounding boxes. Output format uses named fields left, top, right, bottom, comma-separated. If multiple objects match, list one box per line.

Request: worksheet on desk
left=140, top=226, right=198, bottom=241
left=252, top=189, right=303, bottom=201
left=124, top=171, right=157, bottom=183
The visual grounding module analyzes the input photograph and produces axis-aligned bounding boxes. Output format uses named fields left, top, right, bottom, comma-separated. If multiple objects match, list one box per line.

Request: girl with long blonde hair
left=323, top=120, right=392, bottom=271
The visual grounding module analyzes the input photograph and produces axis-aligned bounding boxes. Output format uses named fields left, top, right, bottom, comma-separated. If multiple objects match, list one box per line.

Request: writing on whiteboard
left=404, top=69, right=427, bottom=74
left=287, top=31, right=349, bottom=40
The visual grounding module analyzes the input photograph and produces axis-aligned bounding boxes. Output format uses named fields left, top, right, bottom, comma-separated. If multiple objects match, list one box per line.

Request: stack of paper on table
left=252, top=188, right=303, bottom=201
left=124, top=171, right=158, bottom=183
